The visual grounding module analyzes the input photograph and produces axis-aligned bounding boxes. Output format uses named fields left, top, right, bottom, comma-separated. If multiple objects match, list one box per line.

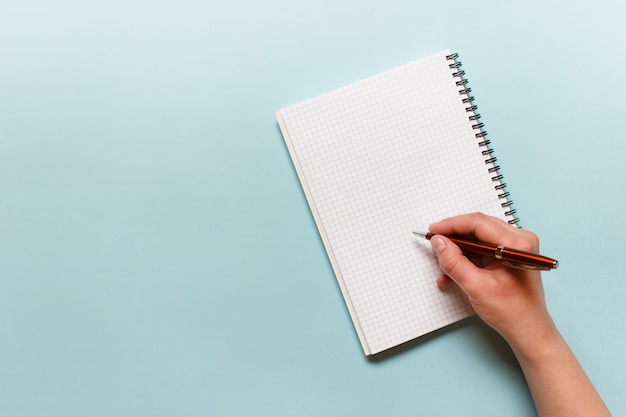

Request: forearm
left=428, top=214, right=610, bottom=415
left=510, top=329, right=611, bottom=417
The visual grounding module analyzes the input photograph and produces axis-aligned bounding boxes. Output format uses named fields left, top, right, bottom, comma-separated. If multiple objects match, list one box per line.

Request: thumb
left=430, top=235, right=482, bottom=290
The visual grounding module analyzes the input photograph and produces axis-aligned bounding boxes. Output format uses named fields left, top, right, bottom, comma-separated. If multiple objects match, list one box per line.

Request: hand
left=428, top=213, right=612, bottom=416
left=428, top=212, right=555, bottom=352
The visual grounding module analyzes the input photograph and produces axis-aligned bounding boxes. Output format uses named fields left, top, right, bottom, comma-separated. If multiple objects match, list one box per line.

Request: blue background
left=1, top=1, right=624, bottom=416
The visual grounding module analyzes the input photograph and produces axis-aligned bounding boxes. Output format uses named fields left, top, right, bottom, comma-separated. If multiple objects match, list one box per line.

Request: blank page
left=276, top=49, right=515, bottom=355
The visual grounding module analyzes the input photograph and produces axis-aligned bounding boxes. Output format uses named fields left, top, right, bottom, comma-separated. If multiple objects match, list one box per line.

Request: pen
left=413, top=232, right=558, bottom=271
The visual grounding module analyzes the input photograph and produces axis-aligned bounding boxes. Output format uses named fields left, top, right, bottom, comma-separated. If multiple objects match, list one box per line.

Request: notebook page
left=277, top=50, right=511, bottom=355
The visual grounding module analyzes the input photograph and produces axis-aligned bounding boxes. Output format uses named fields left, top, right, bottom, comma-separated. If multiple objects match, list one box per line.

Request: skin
left=428, top=212, right=611, bottom=417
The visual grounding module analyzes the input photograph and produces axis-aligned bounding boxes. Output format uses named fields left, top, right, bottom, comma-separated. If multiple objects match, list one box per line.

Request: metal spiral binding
left=445, top=53, right=520, bottom=225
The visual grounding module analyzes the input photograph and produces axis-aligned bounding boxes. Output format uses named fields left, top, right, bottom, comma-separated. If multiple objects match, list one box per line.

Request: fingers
left=429, top=212, right=539, bottom=252
left=436, top=274, right=454, bottom=287
left=431, top=235, right=484, bottom=291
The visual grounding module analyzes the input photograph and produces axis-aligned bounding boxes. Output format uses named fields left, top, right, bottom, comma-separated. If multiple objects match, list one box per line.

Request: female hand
left=428, top=212, right=554, bottom=352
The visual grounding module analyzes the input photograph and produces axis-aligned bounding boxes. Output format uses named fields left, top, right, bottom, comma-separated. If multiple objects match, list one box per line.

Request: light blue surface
left=1, top=1, right=625, bottom=416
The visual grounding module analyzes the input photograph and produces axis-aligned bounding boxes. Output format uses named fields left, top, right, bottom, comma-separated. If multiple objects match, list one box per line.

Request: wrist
left=506, top=317, right=563, bottom=366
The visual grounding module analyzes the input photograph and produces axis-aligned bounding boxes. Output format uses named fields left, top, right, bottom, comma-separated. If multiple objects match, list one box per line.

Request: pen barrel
left=447, top=236, right=558, bottom=270
left=447, top=237, right=500, bottom=257
left=499, top=247, right=558, bottom=270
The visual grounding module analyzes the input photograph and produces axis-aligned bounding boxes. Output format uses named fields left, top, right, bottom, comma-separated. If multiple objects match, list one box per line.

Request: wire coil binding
left=445, top=52, right=520, bottom=225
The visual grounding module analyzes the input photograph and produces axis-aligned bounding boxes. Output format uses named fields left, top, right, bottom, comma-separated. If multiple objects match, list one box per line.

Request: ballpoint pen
left=413, top=231, right=558, bottom=271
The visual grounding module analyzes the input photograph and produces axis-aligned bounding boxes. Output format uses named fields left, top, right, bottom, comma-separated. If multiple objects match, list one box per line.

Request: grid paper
left=276, top=49, right=512, bottom=355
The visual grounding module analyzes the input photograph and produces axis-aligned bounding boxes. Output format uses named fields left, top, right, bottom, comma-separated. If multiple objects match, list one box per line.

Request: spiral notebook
left=276, top=49, right=518, bottom=356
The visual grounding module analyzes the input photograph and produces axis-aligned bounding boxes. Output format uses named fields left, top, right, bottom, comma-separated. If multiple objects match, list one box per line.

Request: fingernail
left=431, top=236, right=445, bottom=255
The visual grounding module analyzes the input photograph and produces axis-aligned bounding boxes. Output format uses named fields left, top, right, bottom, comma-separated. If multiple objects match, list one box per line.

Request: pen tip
left=413, top=231, right=427, bottom=239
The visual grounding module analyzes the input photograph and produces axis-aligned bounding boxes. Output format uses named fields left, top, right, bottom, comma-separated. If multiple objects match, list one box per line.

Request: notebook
left=275, top=49, right=518, bottom=356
